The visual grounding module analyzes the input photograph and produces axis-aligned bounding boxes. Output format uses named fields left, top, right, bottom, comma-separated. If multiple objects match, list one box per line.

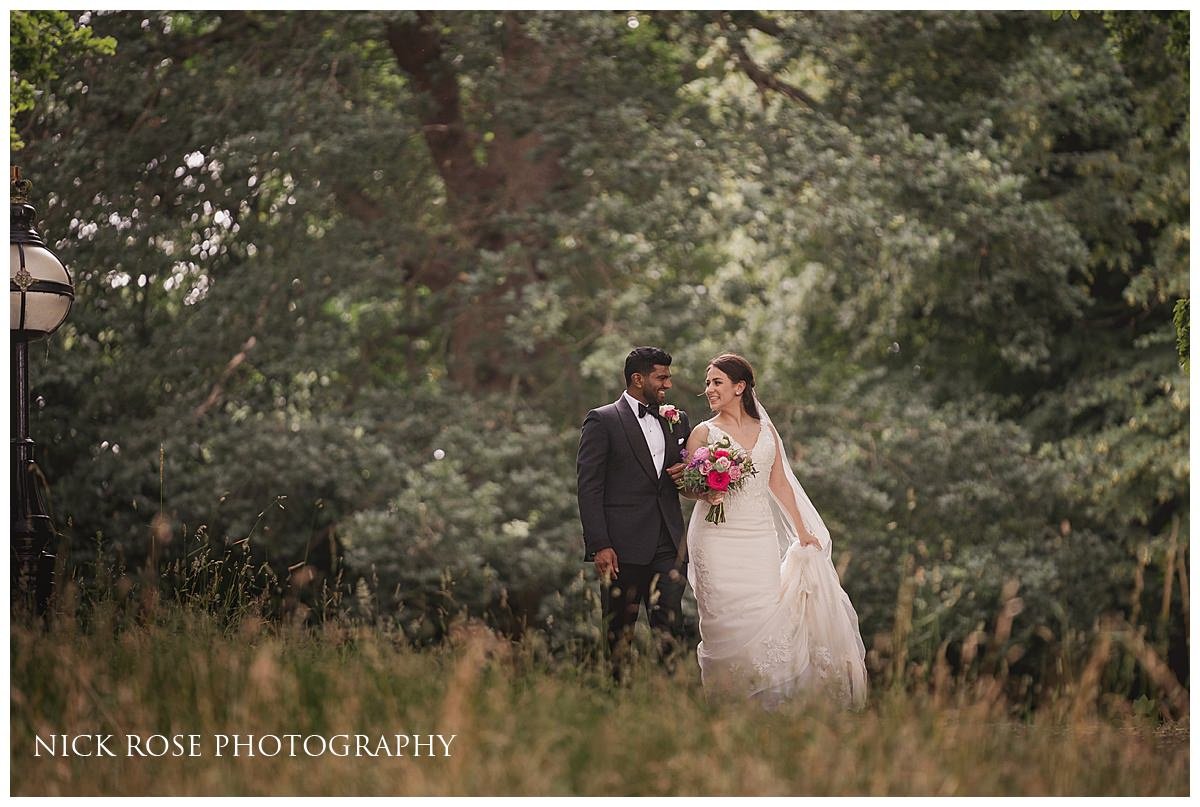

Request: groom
left=576, top=346, right=692, bottom=681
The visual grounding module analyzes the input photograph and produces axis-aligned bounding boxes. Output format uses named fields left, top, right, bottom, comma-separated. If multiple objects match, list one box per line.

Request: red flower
left=713, top=449, right=730, bottom=459
left=707, top=470, right=731, bottom=491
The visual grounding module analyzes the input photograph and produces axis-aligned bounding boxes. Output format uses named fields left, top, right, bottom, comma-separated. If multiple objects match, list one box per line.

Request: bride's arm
left=680, top=423, right=713, bottom=502
left=767, top=424, right=821, bottom=547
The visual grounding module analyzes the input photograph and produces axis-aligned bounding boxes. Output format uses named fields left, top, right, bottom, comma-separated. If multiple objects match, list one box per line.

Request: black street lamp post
left=10, top=167, right=74, bottom=614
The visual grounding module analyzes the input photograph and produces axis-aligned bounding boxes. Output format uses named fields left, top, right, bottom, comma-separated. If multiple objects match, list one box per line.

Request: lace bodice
left=704, top=419, right=775, bottom=511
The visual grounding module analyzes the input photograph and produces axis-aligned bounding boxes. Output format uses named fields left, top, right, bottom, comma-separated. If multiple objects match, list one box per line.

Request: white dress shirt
left=622, top=391, right=666, bottom=476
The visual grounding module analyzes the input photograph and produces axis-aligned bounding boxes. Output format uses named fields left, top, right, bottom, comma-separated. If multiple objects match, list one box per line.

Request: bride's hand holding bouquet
left=680, top=435, right=757, bottom=525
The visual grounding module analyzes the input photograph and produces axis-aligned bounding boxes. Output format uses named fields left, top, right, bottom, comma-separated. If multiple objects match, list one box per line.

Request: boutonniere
left=659, top=404, right=682, bottom=432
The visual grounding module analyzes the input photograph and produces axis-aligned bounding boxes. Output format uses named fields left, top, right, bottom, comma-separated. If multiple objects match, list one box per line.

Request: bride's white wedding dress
left=687, top=415, right=869, bottom=709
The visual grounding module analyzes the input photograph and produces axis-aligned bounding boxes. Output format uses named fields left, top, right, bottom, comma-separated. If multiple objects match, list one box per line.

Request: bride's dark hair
left=709, top=353, right=760, bottom=419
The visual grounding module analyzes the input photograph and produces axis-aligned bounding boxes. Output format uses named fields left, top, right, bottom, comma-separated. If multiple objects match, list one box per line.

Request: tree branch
left=168, top=12, right=265, bottom=61
left=192, top=280, right=279, bottom=420
left=333, top=183, right=385, bottom=223
left=716, top=13, right=822, bottom=112
left=728, top=10, right=787, bottom=39
left=385, top=12, right=499, bottom=205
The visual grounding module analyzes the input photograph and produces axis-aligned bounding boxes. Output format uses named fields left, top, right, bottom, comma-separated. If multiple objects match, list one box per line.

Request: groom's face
left=638, top=364, right=673, bottom=405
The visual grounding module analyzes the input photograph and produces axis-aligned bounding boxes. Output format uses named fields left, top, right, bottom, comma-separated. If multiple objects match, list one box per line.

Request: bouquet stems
left=705, top=502, right=726, bottom=525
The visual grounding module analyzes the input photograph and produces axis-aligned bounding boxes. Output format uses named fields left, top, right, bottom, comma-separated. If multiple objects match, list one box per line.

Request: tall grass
left=10, top=567, right=1189, bottom=796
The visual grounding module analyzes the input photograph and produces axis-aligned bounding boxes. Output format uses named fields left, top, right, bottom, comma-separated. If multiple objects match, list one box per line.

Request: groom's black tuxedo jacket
left=576, top=397, right=692, bottom=565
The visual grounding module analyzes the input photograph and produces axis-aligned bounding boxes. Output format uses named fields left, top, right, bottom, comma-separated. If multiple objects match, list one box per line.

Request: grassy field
left=9, top=588, right=1189, bottom=796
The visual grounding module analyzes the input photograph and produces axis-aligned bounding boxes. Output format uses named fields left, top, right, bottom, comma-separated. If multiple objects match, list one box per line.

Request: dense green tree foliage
left=10, top=10, right=115, bottom=149
left=12, top=10, right=1187, bottom=696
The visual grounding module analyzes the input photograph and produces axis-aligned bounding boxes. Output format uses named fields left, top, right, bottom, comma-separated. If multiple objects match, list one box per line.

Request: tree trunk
left=386, top=12, right=564, bottom=391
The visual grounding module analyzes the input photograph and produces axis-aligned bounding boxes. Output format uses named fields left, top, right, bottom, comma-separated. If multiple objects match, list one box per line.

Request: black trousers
left=600, top=524, right=687, bottom=681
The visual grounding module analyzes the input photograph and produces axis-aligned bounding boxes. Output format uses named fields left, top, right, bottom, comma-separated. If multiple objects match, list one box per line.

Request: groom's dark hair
left=624, top=346, right=672, bottom=385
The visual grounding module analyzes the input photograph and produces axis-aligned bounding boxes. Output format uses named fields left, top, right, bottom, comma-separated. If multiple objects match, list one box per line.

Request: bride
left=684, top=353, right=868, bottom=709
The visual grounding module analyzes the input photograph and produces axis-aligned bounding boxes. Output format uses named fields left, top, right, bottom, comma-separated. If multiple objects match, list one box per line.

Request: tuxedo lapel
left=615, top=397, right=658, bottom=483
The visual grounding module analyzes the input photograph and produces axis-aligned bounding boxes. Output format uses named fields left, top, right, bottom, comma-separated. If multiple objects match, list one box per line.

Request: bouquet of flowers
left=680, top=435, right=758, bottom=525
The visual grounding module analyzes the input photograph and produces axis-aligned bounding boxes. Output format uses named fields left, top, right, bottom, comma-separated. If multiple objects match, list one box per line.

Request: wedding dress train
left=686, top=418, right=868, bottom=708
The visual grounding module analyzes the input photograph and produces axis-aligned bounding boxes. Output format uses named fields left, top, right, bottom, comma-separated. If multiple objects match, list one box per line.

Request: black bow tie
left=637, top=402, right=658, bottom=419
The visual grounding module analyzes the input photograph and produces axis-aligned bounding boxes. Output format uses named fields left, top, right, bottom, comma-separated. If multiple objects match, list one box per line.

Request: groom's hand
left=666, top=462, right=686, bottom=487
left=594, top=548, right=619, bottom=580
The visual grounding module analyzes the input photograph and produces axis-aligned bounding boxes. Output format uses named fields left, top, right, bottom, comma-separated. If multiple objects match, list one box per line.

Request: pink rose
left=693, top=446, right=710, bottom=462
left=707, top=470, right=731, bottom=491
left=701, top=460, right=713, bottom=474
left=713, top=456, right=732, bottom=473
left=729, top=465, right=742, bottom=481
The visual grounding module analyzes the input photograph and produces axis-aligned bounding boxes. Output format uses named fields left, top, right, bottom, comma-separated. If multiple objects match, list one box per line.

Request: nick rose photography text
left=33, top=734, right=458, bottom=758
